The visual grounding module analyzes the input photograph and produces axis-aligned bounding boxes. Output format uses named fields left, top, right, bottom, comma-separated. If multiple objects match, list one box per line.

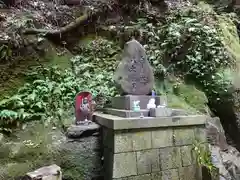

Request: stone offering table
left=94, top=112, right=207, bottom=180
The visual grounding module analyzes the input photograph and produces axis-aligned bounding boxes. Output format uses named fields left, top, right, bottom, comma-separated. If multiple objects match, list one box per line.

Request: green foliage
left=0, top=38, right=118, bottom=132
left=71, top=38, right=121, bottom=73
left=193, top=141, right=218, bottom=178
left=127, top=3, right=234, bottom=101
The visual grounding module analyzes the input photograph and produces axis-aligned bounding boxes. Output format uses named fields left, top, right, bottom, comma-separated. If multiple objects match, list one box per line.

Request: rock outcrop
left=207, top=117, right=240, bottom=180
left=60, top=122, right=102, bottom=180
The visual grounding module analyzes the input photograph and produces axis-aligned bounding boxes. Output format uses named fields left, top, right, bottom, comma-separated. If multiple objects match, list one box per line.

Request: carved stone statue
left=114, top=38, right=154, bottom=95
left=75, top=92, right=93, bottom=125
left=79, top=97, right=90, bottom=122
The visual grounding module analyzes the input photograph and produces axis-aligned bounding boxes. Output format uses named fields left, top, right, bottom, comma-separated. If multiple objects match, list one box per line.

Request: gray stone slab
left=111, top=95, right=165, bottom=110
left=161, top=169, right=179, bottom=180
left=149, top=107, right=172, bottom=117
left=180, top=146, right=193, bottom=166
left=94, top=112, right=207, bottom=130
left=104, top=108, right=149, bottom=118
left=174, top=128, right=195, bottom=146
left=194, top=127, right=207, bottom=143
left=113, top=152, right=137, bottom=178
left=159, top=147, right=181, bottom=170
left=152, top=129, right=173, bottom=148
left=66, top=123, right=100, bottom=138
left=114, top=130, right=152, bottom=153
left=114, top=132, right=133, bottom=153
left=136, top=149, right=160, bottom=174
left=132, top=131, right=152, bottom=151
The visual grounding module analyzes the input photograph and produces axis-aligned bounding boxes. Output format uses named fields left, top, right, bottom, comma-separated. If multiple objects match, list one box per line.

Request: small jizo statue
left=79, top=97, right=90, bottom=121
left=114, top=38, right=154, bottom=95
left=75, top=91, right=96, bottom=125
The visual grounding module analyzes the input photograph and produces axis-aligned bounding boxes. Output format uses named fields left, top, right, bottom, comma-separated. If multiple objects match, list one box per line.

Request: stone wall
left=95, top=114, right=207, bottom=180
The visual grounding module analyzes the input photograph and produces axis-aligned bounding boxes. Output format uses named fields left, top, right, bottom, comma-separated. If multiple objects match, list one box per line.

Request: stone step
left=111, top=95, right=167, bottom=110
left=104, top=107, right=188, bottom=118
left=149, top=108, right=190, bottom=117
left=104, top=108, right=149, bottom=118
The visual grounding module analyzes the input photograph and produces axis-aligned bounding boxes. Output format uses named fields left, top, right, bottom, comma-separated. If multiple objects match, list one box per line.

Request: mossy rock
left=0, top=121, right=102, bottom=180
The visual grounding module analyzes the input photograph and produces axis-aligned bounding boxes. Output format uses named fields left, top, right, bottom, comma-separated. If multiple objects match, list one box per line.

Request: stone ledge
left=94, top=112, right=207, bottom=130
left=104, top=108, right=189, bottom=118
left=104, top=108, right=149, bottom=118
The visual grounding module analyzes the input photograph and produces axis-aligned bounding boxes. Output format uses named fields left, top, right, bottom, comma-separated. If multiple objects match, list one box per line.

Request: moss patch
left=0, top=42, right=73, bottom=100
left=155, top=78, right=208, bottom=114
left=0, top=122, right=57, bottom=179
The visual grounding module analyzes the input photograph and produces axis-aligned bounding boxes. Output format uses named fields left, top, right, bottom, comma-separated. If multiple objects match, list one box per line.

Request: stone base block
left=149, top=108, right=189, bottom=117
left=149, top=107, right=172, bottom=117
left=26, top=164, right=62, bottom=180
left=111, top=95, right=166, bottom=110
left=104, top=108, right=149, bottom=118
left=98, top=114, right=207, bottom=180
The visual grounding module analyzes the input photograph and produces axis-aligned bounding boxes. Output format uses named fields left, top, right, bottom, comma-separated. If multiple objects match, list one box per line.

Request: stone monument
left=114, top=38, right=154, bottom=95
left=109, top=38, right=174, bottom=116
left=93, top=38, right=203, bottom=180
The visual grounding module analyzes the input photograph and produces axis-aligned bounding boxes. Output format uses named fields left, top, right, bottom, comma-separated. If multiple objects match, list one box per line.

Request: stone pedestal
left=149, top=107, right=173, bottom=117
left=111, top=95, right=166, bottom=110
left=94, top=113, right=207, bottom=180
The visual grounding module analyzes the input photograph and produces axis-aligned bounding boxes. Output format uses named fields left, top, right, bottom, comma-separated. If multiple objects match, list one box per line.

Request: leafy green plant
left=71, top=38, right=121, bottom=74
left=0, top=38, right=118, bottom=132
left=125, top=3, right=234, bottom=101
left=192, top=141, right=223, bottom=179
left=193, top=141, right=217, bottom=173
